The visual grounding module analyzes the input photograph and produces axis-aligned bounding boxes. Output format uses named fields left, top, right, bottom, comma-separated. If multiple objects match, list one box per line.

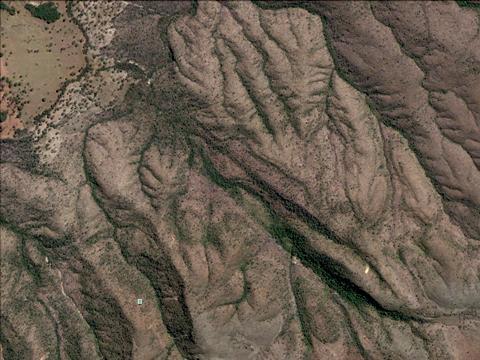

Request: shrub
left=25, top=2, right=61, bottom=23
left=0, top=1, right=16, bottom=15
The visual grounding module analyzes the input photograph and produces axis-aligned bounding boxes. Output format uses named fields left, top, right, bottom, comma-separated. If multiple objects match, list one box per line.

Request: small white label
left=137, top=298, right=143, bottom=305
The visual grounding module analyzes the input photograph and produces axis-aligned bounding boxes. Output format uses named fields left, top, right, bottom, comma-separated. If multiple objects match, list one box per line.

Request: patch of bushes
left=292, top=279, right=313, bottom=349
left=456, top=0, right=480, bottom=8
left=0, top=1, right=16, bottom=15
left=237, top=262, right=252, bottom=306
left=25, top=2, right=61, bottom=24
left=114, top=62, right=145, bottom=79
left=202, top=223, right=223, bottom=251
left=19, top=236, right=43, bottom=286
left=0, top=316, right=32, bottom=360
left=0, top=111, right=7, bottom=122
left=133, top=253, right=200, bottom=358
left=79, top=265, right=134, bottom=359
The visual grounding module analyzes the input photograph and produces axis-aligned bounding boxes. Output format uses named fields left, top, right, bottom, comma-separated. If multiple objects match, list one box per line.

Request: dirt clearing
left=0, top=1, right=86, bottom=138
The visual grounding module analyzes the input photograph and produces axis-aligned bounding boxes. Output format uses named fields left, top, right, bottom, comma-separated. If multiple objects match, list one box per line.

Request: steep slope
left=1, top=1, right=479, bottom=359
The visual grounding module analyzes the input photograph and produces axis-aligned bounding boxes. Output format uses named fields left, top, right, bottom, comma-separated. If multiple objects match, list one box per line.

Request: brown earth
left=0, top=58, right=24, bottom=139
left=0, top=0, right=85, bottom=138
left=1, top=1, right=479, bottom=360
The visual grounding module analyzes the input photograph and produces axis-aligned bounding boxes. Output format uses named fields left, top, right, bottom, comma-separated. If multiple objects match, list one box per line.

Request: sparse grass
left=237, top=71, right=277, bottom=137
left=196, top=154, right=416, bottom=321
left=0, top=315, right=32, bottom=360
left=37, top=299, right=61, bottom=359
left=2, top=0, right=86, bottom=128
left=56, top=307, right=84, bottom=360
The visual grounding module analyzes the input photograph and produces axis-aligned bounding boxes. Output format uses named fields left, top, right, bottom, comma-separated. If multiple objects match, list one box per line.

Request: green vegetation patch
left=268, top=219, right=371, bottom=308
left=237, top=262, right=252, bottom=306
left=0, top=1, right=16, bottom=15
left=114, top=62, right=145, bottom=79
left=197, top=146, right=415, bottom=321
left=0, top=111, right=7, bottom=122
left=456, top=1, right=480, bottom=8
left=202, top=223, right=223, bottom=252
left=292, top=279, right=313, bottom=349
left=0, top=316, right=32, bottom=360
left=25, top=2, right=61, bottom=23
left=17, top=236, right=43, bottom=286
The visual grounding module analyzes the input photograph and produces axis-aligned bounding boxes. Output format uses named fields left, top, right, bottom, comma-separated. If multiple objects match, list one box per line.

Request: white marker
left=137, top=298, right=143, bottom=305
left=364, top=265, right=370, bottom=274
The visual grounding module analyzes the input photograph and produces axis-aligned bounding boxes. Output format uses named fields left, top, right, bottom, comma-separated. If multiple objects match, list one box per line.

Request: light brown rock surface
left=1, top=1, right=479, bottom=359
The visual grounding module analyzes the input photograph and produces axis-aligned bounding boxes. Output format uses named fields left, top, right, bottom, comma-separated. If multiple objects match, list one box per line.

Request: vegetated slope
left=1, top=1, right=479, bottom=359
